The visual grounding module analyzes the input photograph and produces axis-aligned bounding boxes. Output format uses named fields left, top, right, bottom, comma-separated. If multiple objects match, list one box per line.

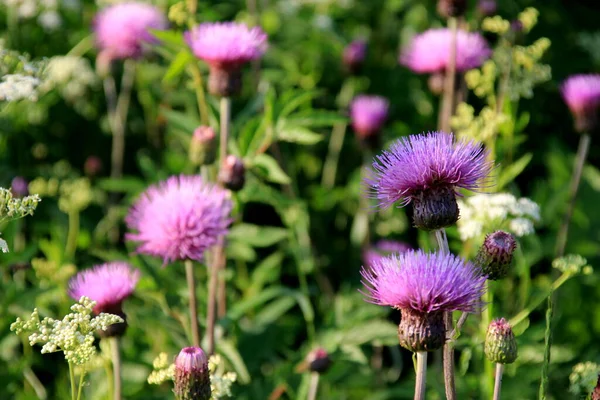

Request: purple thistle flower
left=175, top=347, right=211, bottom=400
left=561, top=74, right=600, bottom=132
left=363, top=240, right=412, bottom=267
left=68, top=262, right=140, bottom=314
left=361, top=250, right=486, bottom=314
left=400, top=28, right=491, bottom=74
left=11, top=176, right=29, bottom=197
left=184, top=22, right=267, bottom=69
left=94, top=2, right=167, bottom=60
left=367, top=131, right=492, bottom=208
left=343, top=40, right=367, bottom=73
left=350, top=95, right=389, bottom=139
left=125, top=175, right=232, bottom=264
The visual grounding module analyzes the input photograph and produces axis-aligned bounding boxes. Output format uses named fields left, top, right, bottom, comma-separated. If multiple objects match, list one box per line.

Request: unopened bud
left=189, top=126, right=217, bottom=166
left=475, top=231, right=517, bottom=280
left=218, top=155, right=245, bottom=191
left=398, top=309, right=445, bottom=352
left=477, top=0, right=497, bottom=16
left=208, top=66, right=242, bottom=97
left=84, top=156, right=103, bottom=177
left=437, top=0, right=467, bottom=18
left=306, top=348, right=331, bottom=373
left=412, top=186, right=459, bottom=231
left=174, top=347, right=211, bottom=400
left=11, top=177, right=29, bottom=197
left=343, top=40, right=367, bottom=75
left=484, top=318, right=517, bottom=364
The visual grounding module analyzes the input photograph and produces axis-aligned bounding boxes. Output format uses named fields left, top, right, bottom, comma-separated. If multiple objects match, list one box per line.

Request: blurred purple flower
left=94, top=2, right=167, bottom=60
left=126, top=175, right=232, bottom=264
left=11, top=176, right=28, bottom=197
left=400, top=28, right=491, bottom=74
left=350, top=95, right=389, bottom=138
left=366, top=131, right=492, bottom=209
left=175, top=347, right=211, bottom=400
left=363, top=240, right=412, bottom=267
left=477, top=0, right=497, bottom=16
left=184, top=22, right=267, bottom=69
left=361, top=250, right=485, bottom=314
left=561, top=74, right=600, bottom=120
left=343, top=40, right=367, bottom=72
left=68, top=262, right=139, bottom=314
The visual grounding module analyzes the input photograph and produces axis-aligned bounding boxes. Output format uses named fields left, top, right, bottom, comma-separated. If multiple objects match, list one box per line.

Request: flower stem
left=439, top=17, right=458, bottom=133
left=76, top=369, right=85, bottom=400
left=189, top=65, right=210, bottom=125
left=110, top=337, right=122, bottom=400
left=321, top=122, right=348, bottom=189
left=65, top=210, right=79, bottom=261
left=185, top=259, right=201, bottom=347
left=483, top=282, right=494, bottom=397
left=69, top=362, right=76, bottom=400
left=207, top=244, right=223, bottom=355
left=415, top=351, right=428, bottom=400
left=220, top=97, right=231, bottom=165
left=493, top=363, right=504, bottom=400
left=307, top=372, right=320, bottom=400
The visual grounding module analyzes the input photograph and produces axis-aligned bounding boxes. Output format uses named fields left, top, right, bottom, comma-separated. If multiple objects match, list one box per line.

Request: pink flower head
left=561, top=74, right=600, bottom=117
left=366, top=131, right=492, bottom=209
left=126, top=175, right=232, bottom=264
left=361, top=250, right=486, bottom=314
left=350, top=95, right=389, bottom=137
left=343, top=40, right=367, bottom=67
left=400, top=28, right=491, bottom=74
left=68, top=262, right=140, bottom=314
left=184, top=22, right=268, bottom=69
left=363, top=240, right=412, bottom=267
left=176, top=346, right=209, bottom=373
left=94, top=2, right=167, bottom=60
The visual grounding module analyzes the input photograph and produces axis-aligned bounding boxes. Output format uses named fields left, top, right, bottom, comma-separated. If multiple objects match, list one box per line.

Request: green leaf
left=286, top=110, right=347, bottom=127
left=151, top=29, right=185, bottom=48
left=277, top=90, right=320, bottom=119
left=228, top=223, right=288, bottom=247
left=276, top=123, right=323, bottom=145
left=160, top=108, right=199, bottom=133
left=163, top=50, right=194, bottom=83
left=216, top=340, right=251, bottom=384
left=96, top=177, right=146, bottom=194
left=248, top=252, right=284, bottom=294
left=250, top=153, right=291, bottom=184
left=497, top=153, right=533, bottom=190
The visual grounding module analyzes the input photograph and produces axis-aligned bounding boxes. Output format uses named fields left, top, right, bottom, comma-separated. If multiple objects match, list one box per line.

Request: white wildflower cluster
left=553, top=255, right=594, bottom=276
left=40, top=56, right=98, bottom=108
left=0, top=74, right=40, bottom=101
left=1, top=0, right=79, bottom=31
left=0, top=187, right=41, bottom=253
left=569, top=361, right=600, bottom=396
left=147, top=353, right=237, bottom=399
left=457, top=193, right=541, bottom=241
left=10, top=296, right=123, bottom=366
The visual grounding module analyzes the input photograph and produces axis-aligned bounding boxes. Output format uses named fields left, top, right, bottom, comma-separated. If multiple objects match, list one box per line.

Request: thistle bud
left=208, top=66, right=242, bottom=97
left=189, top=126, right=217, bottom=166
left=11, top=177, right=29, bottom=197
left=412, top=186, right=459, bottom=231
left=84, top=156, right=103, bottom=177
left=437, top=0, right=467, bottom=18
left=174, top=347, right=211, bottom=400
left=343, top=40, right=367, bottom=75
left=306, top=348, right=331, bottom=373
left=477, top=0, right=497, bottom=16
left=475, top=231, right=517, bottom=280
left=218, top=155, right=245, bottom=191
left=484, top=318, right=517, bottom=364
left=398, top=309, right=445, bottom=352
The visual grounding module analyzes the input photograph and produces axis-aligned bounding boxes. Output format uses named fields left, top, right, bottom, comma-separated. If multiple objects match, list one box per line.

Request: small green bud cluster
left=553, top=255, right=593, bottom=276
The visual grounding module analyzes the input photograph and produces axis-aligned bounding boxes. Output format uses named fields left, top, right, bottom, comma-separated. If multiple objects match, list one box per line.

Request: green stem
left=493, top=363, right=504, bottom=400
left=69, top=362, right=76, bottom=400
left=185, top=259, right=201, bottom=347
left=189, top=65, right=210, bottom=125
left=415, top=352, right=428, bottom=400
left=482, top=282, right=494, bottom=397
left=207, top=245, right=222, bottom=354
left=307, top=372, right=320, bottom=400
left=438, top=17, right=457, bottom=133
left=110, top=337, right=122, bottom=400
left=321, top=122, right=348, bottom=189
left=67, top=35, right=93, bottom=57
left=76, top=370, right=85, bottom=400
left=65, top=211, right=80, bottom=261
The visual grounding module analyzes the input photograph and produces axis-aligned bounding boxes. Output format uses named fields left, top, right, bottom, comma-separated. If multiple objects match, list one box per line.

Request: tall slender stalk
left=493, top=363, right=504, bottom=400
left=439, top=17, right=458, bottom=133
left=69, top=362, right=76, bottom=400
left=435, top=228, right=456, bottom=400
left=76, top=369, right=85, bottom=400
left=185, top=259, right=201, bottom=347
left=540, top=133, right=591, bottom=399
left=189, top=65, right=210, bottom=125
left=415, top=352, right=428, bottom=400
left=110, top=337, right=122, bottom=400
left=307, top=372, right=320, bottom=400
left=207, top=243, right=223, bottom=355
left=483, top=283, right=494, bottom=396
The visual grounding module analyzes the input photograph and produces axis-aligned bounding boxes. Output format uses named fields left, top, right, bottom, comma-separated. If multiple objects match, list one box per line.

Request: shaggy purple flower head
left=94, top=2, right=167, bottom=60
left=126, top=175, right=232, bottom=264
left=350, top=95, right=389, bottom=138
left=68, top=262, right=140, bottom=314
left=184, top=22, right=267, bottom=69
left=400, top=28, right=491, bottom=74
left=363, top=240, right=412, bottom=267
left=361, top=250, right=486, bottom=314
left=367, top=131, right=492, bottom=209
left=175, top=347, right=211, bottom=400
left=561, top=74, right=600, bottom=132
